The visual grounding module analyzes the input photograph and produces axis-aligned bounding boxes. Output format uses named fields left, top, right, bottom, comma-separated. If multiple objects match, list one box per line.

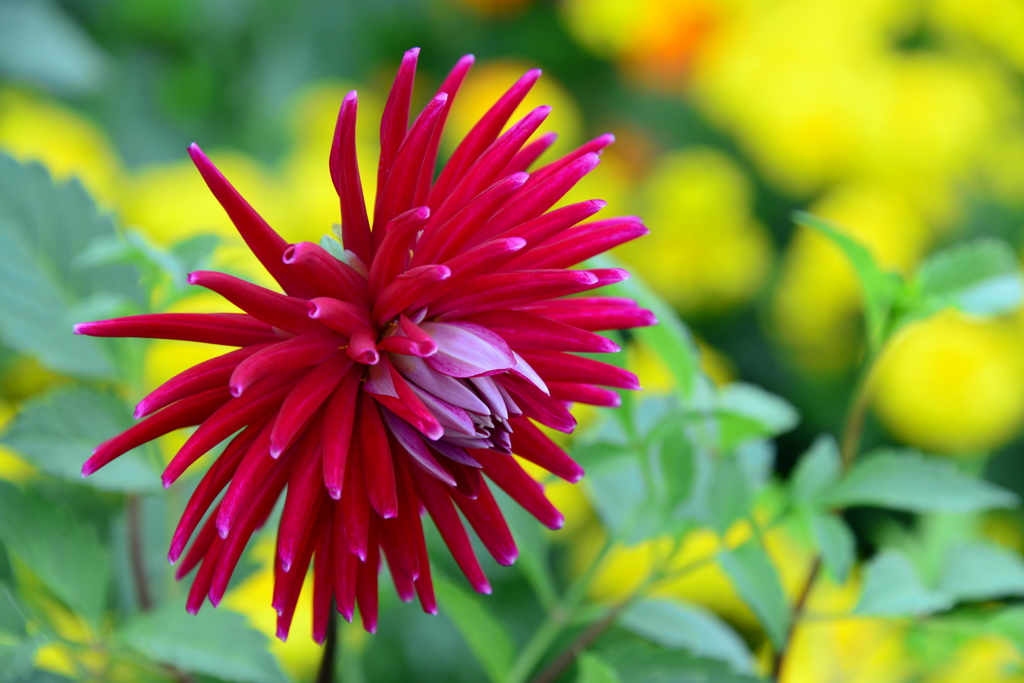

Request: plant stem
left=126, top=495, right=152, bottom=611
left=526, top=597, right=631, bottom=683
left=774, top=351, right=879, bottom=679
left=315, top=610, right=339, bottom=683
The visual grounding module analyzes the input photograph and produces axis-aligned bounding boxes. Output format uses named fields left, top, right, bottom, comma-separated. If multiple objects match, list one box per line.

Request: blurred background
left=3, top=0, right=1024, bottom=681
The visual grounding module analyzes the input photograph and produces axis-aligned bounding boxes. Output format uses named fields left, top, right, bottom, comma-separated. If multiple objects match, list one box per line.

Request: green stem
left=773, top=349, right=880, bottom=679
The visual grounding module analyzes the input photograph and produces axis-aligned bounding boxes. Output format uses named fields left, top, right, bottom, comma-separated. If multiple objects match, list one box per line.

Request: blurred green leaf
left=651, top=419, right=696, bottom=516
left=0, top=482, right=108, bottom=628
left=718, top=541, right=790, bottom=648
left=910, top=238, right=1024, bottom=318
left=493, top=488, right=557, bottom=609
left=823, top=449, right=1018, bottom=513
left=434, top=574, right=515, bottom=683
left=0, top=583, right=28, bottom=637
left=707, top=456, right=749, bottom=535
left=989, top=607, right=1024, bottom=657
left=716, top=383, right=798, bottom=453
left=793, top=211, right=902, bottom=352
left=0, top=387, right=160, bottom=492
left=0, top=155, right=141, bottom=378
left=588, top=254, right=699, bottom=401
left=856, top=549, right=952, bottom=616
left=811, top=512, right=856, bottom=584
left=619, top=599, right=754, bottom=673
left=937, top=541, right=1024, bottom=602
left=0, top=635, right=47, bottom=683
left=791, top=435, right=842, bottom=505
left=599, top=640, right=762, bottom=683
left=575, top=653, right=623, bottom=683
left=0, top=0, right=108, bottom=94
left=119, top=599, right=287, bottom=683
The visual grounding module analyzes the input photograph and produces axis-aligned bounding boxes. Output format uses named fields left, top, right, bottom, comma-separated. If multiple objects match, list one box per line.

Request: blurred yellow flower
left=615, top=148, right=772, bottom=314
left=0, top=90, right=122, bottom=204
left=561, top=0, right=720, bottom=88
left=773, top=183, right=930, bottom=372
left=0, top=400, right=33, bottom=483
left=783, top=576, right=915, bottom=683
left=872, top=309, right=1024, bottom=455
left=923, top=634, right=1024, bottom=683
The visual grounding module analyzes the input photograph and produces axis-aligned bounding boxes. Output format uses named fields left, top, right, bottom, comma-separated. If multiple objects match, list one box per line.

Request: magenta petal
left=391, top=354, right=490, bottom=414
left=381, top=409, right=456, bottom=486
left=420, top=321, right=515, bottom=378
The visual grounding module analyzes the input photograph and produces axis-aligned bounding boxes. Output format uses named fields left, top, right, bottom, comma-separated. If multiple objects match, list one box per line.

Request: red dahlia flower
left=75, top=49, right=654, bottom=640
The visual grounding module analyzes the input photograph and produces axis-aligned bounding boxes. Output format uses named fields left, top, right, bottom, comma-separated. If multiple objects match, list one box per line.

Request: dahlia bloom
left=75, top=49, right=653, bottom=640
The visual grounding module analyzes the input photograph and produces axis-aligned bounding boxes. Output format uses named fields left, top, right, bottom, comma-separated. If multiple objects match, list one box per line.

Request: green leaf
left=599, top=640, right=762, bottom=683
left=823, top=449, right=1018, bottom=513
left=791, top=435, right=842, bottom=505
left=0, top=0, right=108, bottom=95
left=619, top=599, right=754, bottom=673
left=718, top=541, right=790, bottom=647
left=0, top=154, right=141, bottom=377
left=119, top=599, right=287, bottom=683
left=434, top=574, right=515, bottom=683
left=0, top=387, right=160, bottom=492
left=587, top=254, right=700, bottom=401
left=651, top=419, right=696, bottom=514
left=793, top=211, right=902, bottom=351
left=856, top=549, right=952, bottom=616
left=989, top=607, right=1024, bottom=657
left=706, top=456, right=749, bottom=535
left=0, top=636, right=46, bottom=683
left=937, top=541, right=1024, bottom=602
left=0, top=583, right=28, bottom=637
left=811, top=512, right=855, bottom=584
left=912, top=238, right=1024, bottom=318
left=716, top=383, right=798, bottom=452
left=575, top=653, right=623, bottom=683
left=493, top=488, right=557, bottom=609
left=0, top=482, right=108, bottom=628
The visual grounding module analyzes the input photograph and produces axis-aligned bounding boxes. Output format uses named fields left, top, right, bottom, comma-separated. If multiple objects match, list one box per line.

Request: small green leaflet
left=0, top=482, right=109, bottom=629
left=119, top=599, right=288, bottom=683
left=908, top=238, right=1024, bottom=319
left=619, top=598, right=755, bottom=673
left=0, top=386, right=160, bottom=492
left=0, top=154, right=142, bottom=378
left=822, top=449, right=1018, bottom=513
left=811, top=512, right=856, bottom=584
left=575, top=653, right=623, bottom=683
left=718, top=541, right=790, bottom=648
left=937, top=541, right=1024, bottom=602
left=434, top=574, right=515, bottom=683
left=855, top=549, right=952, bottom=617
left=790, top=434, right=841, bottom=505
left=715, top=383, right=798, bottom=453
left=793, top=211, right=902, bottom=353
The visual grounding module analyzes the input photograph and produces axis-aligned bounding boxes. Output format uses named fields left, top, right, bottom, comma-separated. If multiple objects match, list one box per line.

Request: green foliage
left=435, top=575, right=516, bottom=683
left=574, top=653, right=623, bottom=683
left=718, top=541, right=790, bottom=648
left=1, top=387, right=160, bottom=492
left=905, top=238, right=1024, bottom=319
left=119, top=599, right=289, bottom=683
left=856, top=549, right=953, bottom=616
left=823, top=448, right=1018, bottom=513
left=0, top=482, right=109, bottom=629
left=618, top=599, right=754, bottom=674
left=0, top=154, right=141, bottom=378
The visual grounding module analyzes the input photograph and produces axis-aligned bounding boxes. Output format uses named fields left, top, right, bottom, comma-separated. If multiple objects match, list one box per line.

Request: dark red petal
left=518, top=350, right=640, bottom=390
left=432, top=269, right=600, bottom=319
left=414, top=54, right=474, bottom=206
left=346, top=326, right=380, bottom=366
left=230, top=331, right=342, bottom=397
left=137, top=343, right=270, bottom=419
left=185, top=536, right=223, bottom=615
left=465, top=310, right=620, bottom=353
left=176, top=506, right=221, bottom=580
left=356, top=519, right=381, bottom=633
left=508, top=416, right=584, bottom=482
left=270, top=355, right=352, bottom=457
left=330, top=90, right=372, bottom=266
left=374, top=264, right=451, bottom=326
left=411, top=464, right=491, bottom=594
left=500, top=374, right=577, bottom=434
left=322, top=366, right=362, bottom=497
left=333, top=506, right=359, bottom=621
left=429, top=68, right=540, bottom=206
left=548, top=382, right=622, bottom=408
left=360, top=398, right=398, bottom=519
left=368, top=206, right=431, bottom=298
left=502, top=131, right=558, bottom=175
left=277, top=432, right=327, bottom=571
left=515, top=298, right=656, bottom=331
left=342, top=436, right=371, bottom=560
left=375, top=48, right=420, bottom=226
left=85, top=387, right=230, bottom=477
left=471, top=448, right=564, bottom=530
left=187, top=271, right=318, bottom=333
left=274, top=505, right=326, bottom=640
left=312, top=514, right=335, bottom=644
left=283, top=242, right=368, bottom=304
left=188, top=144, right=307, bottom=296
left=307, top=298, right=370, bottom=337
left=75, top=313, right=282, bottom=347
left=508, top=217, right=648, bottom=270
left=453, top=479, right=518, bottom=566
